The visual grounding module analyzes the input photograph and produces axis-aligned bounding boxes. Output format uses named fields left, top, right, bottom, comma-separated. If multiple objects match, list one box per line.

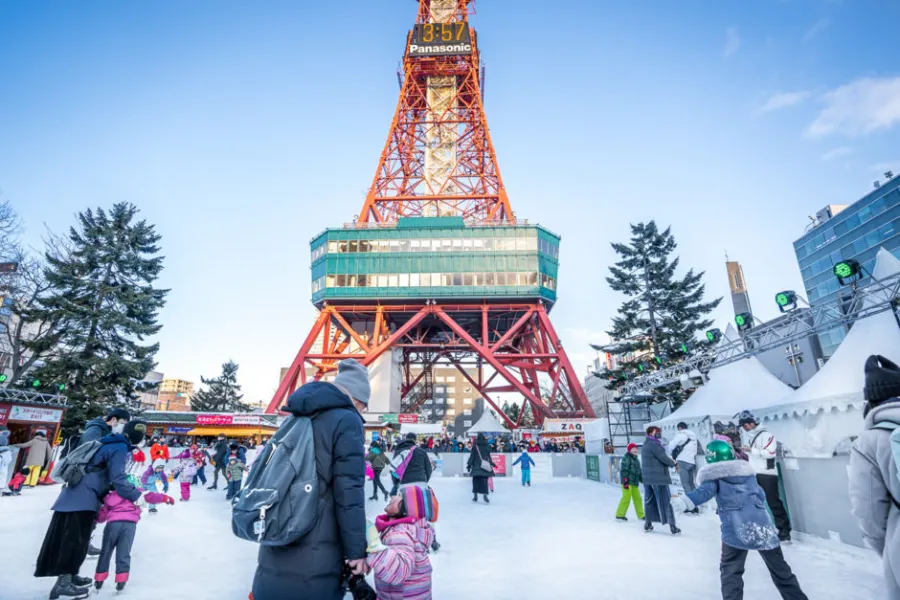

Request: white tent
left=653, top=324, right=791, bottom=439
left=466, top=410, right=509, bottom=435
left=752, top=248, right=900, bottom=457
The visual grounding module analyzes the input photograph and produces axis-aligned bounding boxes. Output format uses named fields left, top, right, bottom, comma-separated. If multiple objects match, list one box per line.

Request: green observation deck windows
left=309, top=217, right=561, bottom=305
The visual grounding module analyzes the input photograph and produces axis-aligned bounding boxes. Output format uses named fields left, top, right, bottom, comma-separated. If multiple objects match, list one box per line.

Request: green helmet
left=705, top=440, right=735, bottom=464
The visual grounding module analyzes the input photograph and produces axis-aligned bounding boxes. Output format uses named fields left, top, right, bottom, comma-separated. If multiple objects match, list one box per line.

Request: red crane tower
left=266, top=0, right=594, bottom=427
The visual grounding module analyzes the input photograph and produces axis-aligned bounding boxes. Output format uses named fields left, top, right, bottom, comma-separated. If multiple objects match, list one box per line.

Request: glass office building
left=793, top=176, right=900, bottom=356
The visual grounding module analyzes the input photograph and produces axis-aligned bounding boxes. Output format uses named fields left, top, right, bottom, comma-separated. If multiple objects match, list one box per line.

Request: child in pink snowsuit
left=366, top=485, right=438, bottom=600
left=173, top=449, right=198, bottom=501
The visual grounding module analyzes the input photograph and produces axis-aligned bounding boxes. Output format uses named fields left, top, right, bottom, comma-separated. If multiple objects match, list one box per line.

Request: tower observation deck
left=266, top=0, right=594, bottom=425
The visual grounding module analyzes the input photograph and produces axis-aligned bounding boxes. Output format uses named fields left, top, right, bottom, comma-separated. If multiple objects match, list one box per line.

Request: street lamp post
left=785, top=343, right=804, bottom=387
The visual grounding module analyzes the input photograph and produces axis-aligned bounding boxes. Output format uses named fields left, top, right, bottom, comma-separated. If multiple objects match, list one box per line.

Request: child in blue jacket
left=512, top=449, right=535, bottom=486
left=680, top=440, right=808, bottom=600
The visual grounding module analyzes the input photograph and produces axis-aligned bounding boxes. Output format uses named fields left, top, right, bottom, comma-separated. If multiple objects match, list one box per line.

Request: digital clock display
left=408, top=22, right=473, bottom=57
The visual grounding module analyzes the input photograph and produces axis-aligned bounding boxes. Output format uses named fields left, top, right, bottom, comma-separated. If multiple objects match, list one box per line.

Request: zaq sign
left=542, top=419, right=594, bottom=433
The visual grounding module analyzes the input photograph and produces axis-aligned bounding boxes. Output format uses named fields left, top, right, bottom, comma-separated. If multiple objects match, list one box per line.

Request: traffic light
left=775, top=291, right=798, bottom=313
left=705, top=328, right=722, bottom=344
left=834, top=259, right=862, bottom=286
left=735, top=313, right=753, bottom=332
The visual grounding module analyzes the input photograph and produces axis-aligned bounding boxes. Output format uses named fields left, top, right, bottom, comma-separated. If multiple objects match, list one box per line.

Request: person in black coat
left=467, top=433, right=495, bottom=503
left=390, top=433, right=433, bottom=495
left=35, top=420, right=146, bottom=599
left=252, top=359, right=368, bottom=600
left=208, top=434, right=229, bottom=490
left=641, top=425, right=680, bottom=535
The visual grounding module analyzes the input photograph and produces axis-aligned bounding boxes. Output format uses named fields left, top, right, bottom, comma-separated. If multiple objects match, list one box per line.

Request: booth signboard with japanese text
left=232, top=415, right=263, bottom=426
left=9, top=405, right=63, bottom=424
left=0, top=403, right=10, bottom=426
left=398, top=414, right=419, bottom=424
left=197, top=414, right=233, bottom=426
left=166, top=426, right=193, bottom=434
left=380, top=414, right=400, bottom=424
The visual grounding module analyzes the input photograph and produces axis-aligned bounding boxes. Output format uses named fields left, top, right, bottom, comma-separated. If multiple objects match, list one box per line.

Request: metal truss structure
left=0, top=388, right=69, bottom=406
left=267, top=0, right=594, bottom=423
left=620, top=271, right=900, bottom=395
left=358, top=0, right=514, bottom=225
left=266, top=302, right=594, bottom=426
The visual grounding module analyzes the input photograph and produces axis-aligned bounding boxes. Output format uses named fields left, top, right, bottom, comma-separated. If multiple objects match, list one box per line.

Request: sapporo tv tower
left=266, top=0, right=594, bottom=426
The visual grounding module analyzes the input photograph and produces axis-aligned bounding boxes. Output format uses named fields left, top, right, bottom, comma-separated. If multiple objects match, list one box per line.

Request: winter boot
left=615, top=516, right=628, bottom=522
left=369, top=495, right=378, bottom=501
left=116, top=582, right=126, bottom=592
left=644, top=521, right=653, bottom=533
left=472, top=494, right=478, bottom=503
left=527, top=481, right=531, bottom=487
left=87, top=544, right=100, bottom=557
left=207, top=485, right=217, bottom=490
left=779, top=532, right=792, bottom=544
left=670, top=525, right=681, bottom=535
left=94, top=581, right=103, bottom=591
left=149, top=506, right=158, bottom=514
left=483, top=494, right=490, bottom=504
left=49, top=575, right=89, bottom=599
left=384, top=491, right=390, bottom=501
left=71, top=575, right=91, bottom=587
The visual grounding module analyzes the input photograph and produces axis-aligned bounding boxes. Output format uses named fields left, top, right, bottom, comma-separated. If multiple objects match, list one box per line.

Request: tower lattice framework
left=267, top=0, right=594, bottom=426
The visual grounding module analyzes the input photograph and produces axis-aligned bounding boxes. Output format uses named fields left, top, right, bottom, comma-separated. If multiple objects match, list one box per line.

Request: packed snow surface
left=0, top=476, right=884, bottom=599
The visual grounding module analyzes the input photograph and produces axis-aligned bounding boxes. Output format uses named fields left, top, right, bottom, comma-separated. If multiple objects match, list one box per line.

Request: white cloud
left=724, top=27, right=741, bottom=58
left=807, top=76, right=900, bottom=138
left=758, top=90, right=812, bottom=113
left=802, top=18, right=829, bottom=43
left=821, top=146, right=853, bottom=161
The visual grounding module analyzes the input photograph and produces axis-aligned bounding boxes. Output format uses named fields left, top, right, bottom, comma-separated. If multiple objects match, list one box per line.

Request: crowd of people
left=8, top=352, right=900, bottom=599
left=388, top=435, right=584, bottom=455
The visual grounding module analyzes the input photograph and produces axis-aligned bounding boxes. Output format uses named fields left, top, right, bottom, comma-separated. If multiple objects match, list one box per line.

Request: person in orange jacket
left=149, top=438, right=169, bottom=462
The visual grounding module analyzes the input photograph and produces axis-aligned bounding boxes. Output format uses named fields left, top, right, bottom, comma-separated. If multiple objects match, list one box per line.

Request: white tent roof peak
left=466, top=409, right=509, bottom=435
left=751, top=247, right=900, bottom=456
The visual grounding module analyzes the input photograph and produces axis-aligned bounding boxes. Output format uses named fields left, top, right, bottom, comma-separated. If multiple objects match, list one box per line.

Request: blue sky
left=2, top=0, right=900, bottom=403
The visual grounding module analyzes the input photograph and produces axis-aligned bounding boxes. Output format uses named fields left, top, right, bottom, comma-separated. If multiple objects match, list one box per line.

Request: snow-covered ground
left=0, top=476, right=884, bottom=599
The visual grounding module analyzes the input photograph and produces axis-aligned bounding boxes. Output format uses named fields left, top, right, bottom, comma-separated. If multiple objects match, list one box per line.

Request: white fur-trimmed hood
left=697, top=459, right=756, bottom=484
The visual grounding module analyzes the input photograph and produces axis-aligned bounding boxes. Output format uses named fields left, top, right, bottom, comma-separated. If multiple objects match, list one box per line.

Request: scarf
left=375, top=513, right=418, bottom=532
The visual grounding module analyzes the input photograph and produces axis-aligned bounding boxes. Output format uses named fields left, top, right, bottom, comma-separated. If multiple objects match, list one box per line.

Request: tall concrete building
left=411, top=365, right=482, bottom=438
left=726, top=261, right=752, bottom=317
left=157, top=378, right=194, bottom=412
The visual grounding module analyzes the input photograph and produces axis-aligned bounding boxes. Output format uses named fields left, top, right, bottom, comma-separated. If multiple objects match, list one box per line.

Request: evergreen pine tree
left=605, top=221, right=721, bottom=398
left=28, top=203, right=167, bottom=433
left=191, top=360, right=249, bottom=412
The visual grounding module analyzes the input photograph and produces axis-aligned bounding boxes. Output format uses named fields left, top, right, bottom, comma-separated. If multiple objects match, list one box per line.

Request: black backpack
left=50, top=440, right=103, bottom=487
left=231, top=415, right=319, bottom=546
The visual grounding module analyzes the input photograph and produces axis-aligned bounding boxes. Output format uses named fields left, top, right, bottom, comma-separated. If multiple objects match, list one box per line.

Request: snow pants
left=192, top=466, right=207, bottom=485
left=757, top=473, right=791, bottom=538
left=226, top=480, right=241, bottom=500
left=180, top=481, right=191, bottom=500
left=521, top=469, right=531, bottom=486
left=95, top=521, right=136, bottom=584
left=211, top=463, right=227, bottom=487
left=677, top=461, right=697, bottom=494
left=371, top=468, right=388, bottom=498
left=720, top=543, right=807, bottom=600
left=25, top=467, right=42, bottom=486
left=616, top=484, right=644, bottom=519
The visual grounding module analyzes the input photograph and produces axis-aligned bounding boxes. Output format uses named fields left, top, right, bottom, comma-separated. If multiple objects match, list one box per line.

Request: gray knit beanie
left=333, top=359, right=371, bottom=405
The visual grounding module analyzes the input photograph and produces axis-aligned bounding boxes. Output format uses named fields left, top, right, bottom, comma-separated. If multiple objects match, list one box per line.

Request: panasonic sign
left=408, top=43, right=473, bottom=57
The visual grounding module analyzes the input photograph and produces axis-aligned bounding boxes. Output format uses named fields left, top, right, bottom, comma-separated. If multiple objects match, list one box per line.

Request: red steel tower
left=267, top=0, right=594, bottom=426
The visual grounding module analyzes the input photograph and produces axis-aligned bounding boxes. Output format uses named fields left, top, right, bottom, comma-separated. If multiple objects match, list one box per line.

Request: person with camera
left=738, top=410, right=791, bottom=543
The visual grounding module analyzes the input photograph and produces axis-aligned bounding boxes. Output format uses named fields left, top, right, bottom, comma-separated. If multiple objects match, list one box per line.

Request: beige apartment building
left=157, top=378, right=194, bottom=412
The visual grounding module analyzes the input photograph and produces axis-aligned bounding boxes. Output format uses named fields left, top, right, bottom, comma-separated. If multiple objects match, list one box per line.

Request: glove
left=365, top=520, right=386, bottom=554
left=163, top=495, right=175, bottom=506
left=622, top=478, right=629, bottom=490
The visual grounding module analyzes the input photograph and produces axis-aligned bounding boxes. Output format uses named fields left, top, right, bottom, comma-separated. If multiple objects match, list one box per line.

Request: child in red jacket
left=7, top=467, right=29, bottom=495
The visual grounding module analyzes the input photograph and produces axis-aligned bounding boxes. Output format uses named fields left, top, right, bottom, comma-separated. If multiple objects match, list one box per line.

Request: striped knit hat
left=399, top=485, right=439, bottom=523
